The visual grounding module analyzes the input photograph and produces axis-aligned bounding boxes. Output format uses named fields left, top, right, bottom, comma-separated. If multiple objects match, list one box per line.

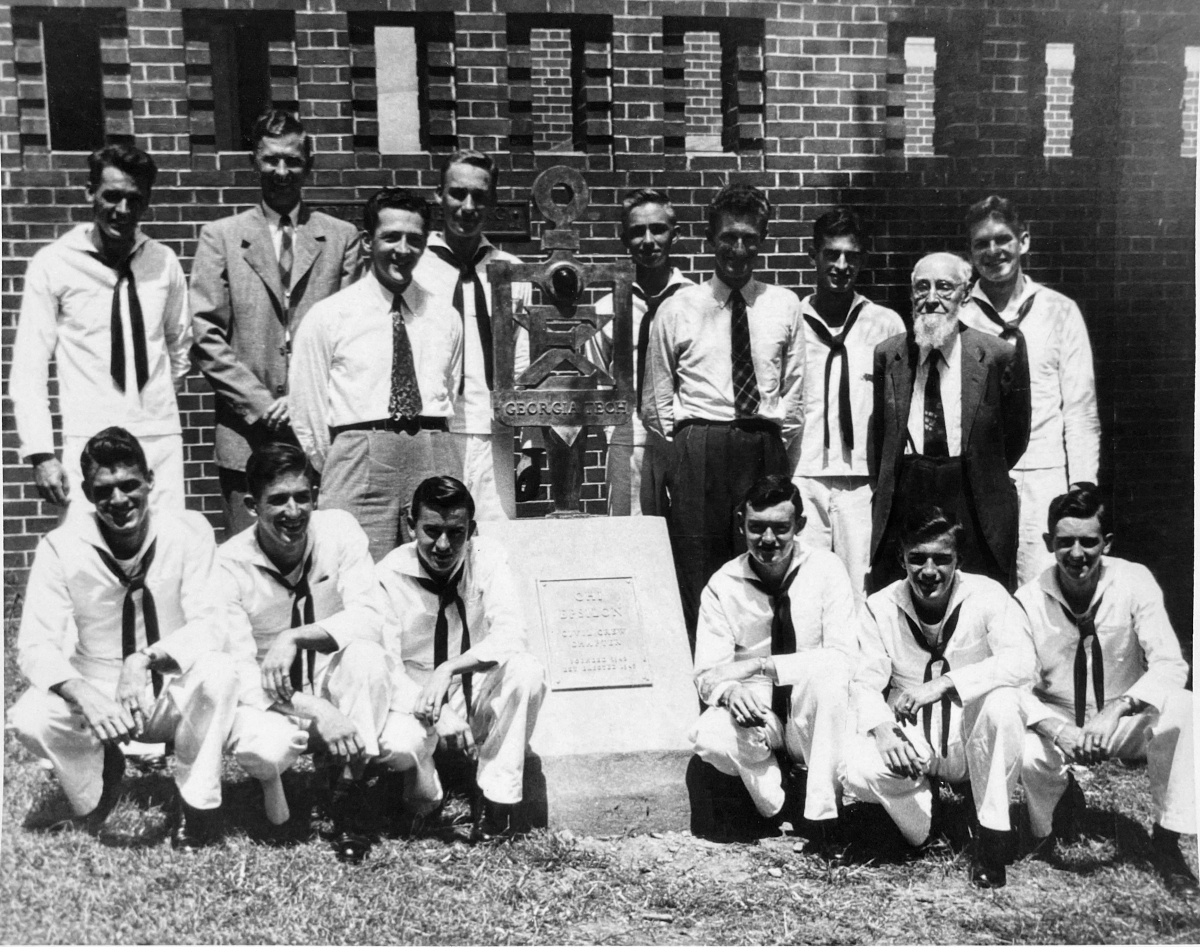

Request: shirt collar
left=74, top=223, right=150, bottom=261
left=921, top=326, right=960, bottom=365
left=799, top=291, right=869, bottom=328
left=894, top=571, right=964, bottom=627
left=77, top=510, right=158, bottom=565
left=260, top=201, right=302, bottom=227
left=427, top=230, right=495, bottom=264
left=737, top=545, right=808, bottom=588
left=363, top=269, right=424, bottom=313
left=711, top=276, right=760, bottom=309
left=1039, top=560, right=1112, bottom=614
left=968, top=275, right=1041, bottom=313
left=636, top=268, right=689, bottom=298
left=223, top=522, right=315, bottom=578
left=391, top=540, right=473, bottom=585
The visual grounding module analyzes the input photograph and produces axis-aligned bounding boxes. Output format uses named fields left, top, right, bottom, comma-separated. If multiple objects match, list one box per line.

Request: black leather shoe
left=971, top=828, right=1010, bottom=889
left=1052, top=772, right=1086, bottom=844
left=330, top=778, right=373, bottom=864
left=810, top=819, right=852, bottom=866
left=1152, top=825, right=1200, bottom=898
left=84, top=743, right=126, bottom=831
left=471, top=797, right=515, bottom=843
left=172, top=804, right=222, bottom=852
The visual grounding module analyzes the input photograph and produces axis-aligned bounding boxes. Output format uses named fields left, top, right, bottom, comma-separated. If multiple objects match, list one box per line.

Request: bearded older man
left=867, top=253, right=1030, bottom=592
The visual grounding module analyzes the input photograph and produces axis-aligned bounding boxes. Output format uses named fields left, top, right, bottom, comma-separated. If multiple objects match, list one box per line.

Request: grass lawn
left=3, top=580, right=1199, bottom=944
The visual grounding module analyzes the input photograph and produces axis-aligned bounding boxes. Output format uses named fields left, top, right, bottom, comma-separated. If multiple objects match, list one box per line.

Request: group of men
left=5, top=107, right=1194, bottom=891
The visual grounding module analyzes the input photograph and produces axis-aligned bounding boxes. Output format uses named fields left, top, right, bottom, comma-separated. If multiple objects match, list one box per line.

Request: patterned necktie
left=804, top=300, right=867, bottom=452
left=902, top=602, right=963, bottom=756
left=415, top=564, right=474, bottom=718
left=96, top=539, right=162, bottom=696
left=923, top=350, right=949, bottom=458
left=109, top=256, right=150, bottom=393
left=388, top=295, right=424, bottom=421
left=633, top=281, right=686, bottom=413
left=748, top=566, right=799, bottom=723
left=1060, top=596, right=1105, bottom=726
left=427, top=244, right=493, bottom=392
left=278, top=213, right=294, bottom=294
left=258, top=552, right=317, bottom=693
left=971, top=290, right=1036, bottom=369
left=729, top=288, right=762, bottom=418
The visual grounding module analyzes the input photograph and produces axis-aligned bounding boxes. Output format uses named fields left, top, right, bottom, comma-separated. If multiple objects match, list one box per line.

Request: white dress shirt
left=852, top=572, right=1037, bottom=735
left=260, top=201, right=300, bottom=264
left=9, top=224, right=190, bottom=459
left=793, top=293, right=904, bottom=476
left=644, top=277, right=807, bottom=438
left=17, top=510, right=223, bottom=691
left=905, top=331, right=963, bottom=457
left=413, top=232, right=532, bottom=436
left=960, top=277, right=1100, bottom=481
left=693, top=547, right=860, bottom=707
left=288, top=271, right=463, bottom=471
left=375, top=537, right=530, bottom=689
left=1016, top=558, right=1189, bottom=722
left=218, top=508, right=385, bottom=708
left=585, top=269, right=694, bottom=448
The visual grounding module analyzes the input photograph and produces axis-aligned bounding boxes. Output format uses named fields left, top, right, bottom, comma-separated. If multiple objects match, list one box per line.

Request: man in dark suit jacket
left=190, top=109, right=359, bottom=534
left=868, top=252, right=1030, bottom=592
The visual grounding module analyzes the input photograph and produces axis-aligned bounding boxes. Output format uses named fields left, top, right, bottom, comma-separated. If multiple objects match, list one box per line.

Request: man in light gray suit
left=191, top=109, right=359, bottom=534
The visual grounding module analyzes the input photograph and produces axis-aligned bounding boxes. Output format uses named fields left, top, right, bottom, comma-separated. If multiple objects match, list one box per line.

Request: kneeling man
left=376, top=476, right=547, bottom=841
left=1018, top=485, right=1197, bottom=896
left=9, top=428, right=239, bottom=849
left=842, top=507, right=1036, bottom=887
left=690, top=475, right=858, bottom=857
left=220, top=442, right=425, bottom=863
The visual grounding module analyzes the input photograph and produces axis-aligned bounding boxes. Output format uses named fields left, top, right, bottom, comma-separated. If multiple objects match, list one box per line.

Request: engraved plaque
left=536, top=577, right=652, bottom=691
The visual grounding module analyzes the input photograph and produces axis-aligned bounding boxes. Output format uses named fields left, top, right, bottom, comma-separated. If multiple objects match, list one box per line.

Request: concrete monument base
left=485, top=516, right=697, bottom=834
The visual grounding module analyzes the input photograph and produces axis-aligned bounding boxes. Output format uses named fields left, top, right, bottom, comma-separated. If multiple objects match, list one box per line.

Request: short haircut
left=411, top=475, right=476, bottom=523
left=620, top=188, right=677, bottom=233
left=439, top=149, right=498, bottom=193
left=740, top=474, right=805, bottom=520
left=1046, top=484, right=1109, bottom=535
left=898, top=505, right=965, bottom=554
left=912, top=252, right=973, bottom=286
left=245, top=442, right=315, bottom=503
left=707, top=183, right=772, bottom=238
left=363, top=187, right=431, bottom=238
left=88, top=143, right=157, bottom=195
left=249, top=108, right=312, bottom=160
left=812, top=206, right=867, bottom=252
left=964, top=195, right=1026, bottom=237
left=80, top=426, right=150, bottom=484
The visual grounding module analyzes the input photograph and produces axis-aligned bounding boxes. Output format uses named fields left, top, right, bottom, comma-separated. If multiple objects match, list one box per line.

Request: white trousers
left=1022, top=689, right=1195, bottom=836
left=445, top=431, right=516, bottom=521
left=63, top=432, right=185, bottom=520
left=8, top=651, right=240, bottom=814
left=690, top=648, right=851, bottom=821
left=793, top=475, right=872, bottom=602
left=841, top=686, right=1027, bottom=845
left=385, top=652, right=547, bottom=806
left=1011, top=466, right=1068, bottom=587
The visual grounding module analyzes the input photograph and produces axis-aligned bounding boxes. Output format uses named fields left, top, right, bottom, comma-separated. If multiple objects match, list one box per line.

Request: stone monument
left=486, top=167, right=697, bottom=835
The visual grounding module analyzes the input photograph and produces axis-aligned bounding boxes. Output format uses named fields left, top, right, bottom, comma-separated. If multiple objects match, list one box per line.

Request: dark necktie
left=748, top=567, right=799, bottom=723
left=1060, top=596, right=1105, bottom=726
left=278, top=213, right=294, bottom=294
left=902, top=602, right=963, bottom=756
left=633, top=281, right=686, bottom=413
left=729, top=289, right=762, bottom=418
left=804, top=300, right=866, bottom=453
left=415, top=565, right=474, bottom=718
left=388, top=295, right=424, bottom=421
left=259, top=552, right=317, bottom=693
left=971, top=290, right=1036, bottom=369
left=923, top=350, right=949, bottom=458
left=96, top=539, right=162, bottom=696
left=108, top=257, right=150, bottom=393
left=427, top=244, right=493, bottom=393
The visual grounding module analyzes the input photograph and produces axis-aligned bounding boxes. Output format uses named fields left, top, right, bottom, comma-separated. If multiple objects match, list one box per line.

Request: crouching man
left=219, top=442, right=428, bottom=864
left=842, top=507, right=1036, bottom=887
left=690, top=475, right=858, bottom=859
left=1018, top=485, right=1197, bottom=897
left=8, top=427, right=240, bottom=849
left=376, top=476, right=546, bottom=841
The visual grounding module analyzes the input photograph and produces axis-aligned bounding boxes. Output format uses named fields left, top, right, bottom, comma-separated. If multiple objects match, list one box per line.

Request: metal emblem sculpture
left=490, top=166, right=635, bottom=514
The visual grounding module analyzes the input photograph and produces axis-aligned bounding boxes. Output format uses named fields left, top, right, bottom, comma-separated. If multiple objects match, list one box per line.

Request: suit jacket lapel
left=890, top=340, right=918, bottom=441
left=241, top=207, right=286, bottom=312
left=960, top=332, right=987, bottom=448
left=289, top=205, right=325, bottom=292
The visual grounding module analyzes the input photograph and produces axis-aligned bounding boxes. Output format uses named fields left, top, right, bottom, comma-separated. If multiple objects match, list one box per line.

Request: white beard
left=913, top=309, right=958, bottom=351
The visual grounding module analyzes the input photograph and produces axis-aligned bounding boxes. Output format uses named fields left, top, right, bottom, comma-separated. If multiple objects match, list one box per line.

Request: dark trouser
left=662, top=419, right=789, bottom=648
left=868, top=453, right=1008, bottom=593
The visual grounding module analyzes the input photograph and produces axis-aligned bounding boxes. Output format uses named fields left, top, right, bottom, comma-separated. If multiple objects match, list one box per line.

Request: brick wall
left=902, top=37, right=935, bottom=156
left=1, top=0, right=1196, bottom=634
left=1044, top=43, right=1074, bottom=157
left=530, top=29, right=574, bottom=152
left=683, top=30, right=722, bottom=151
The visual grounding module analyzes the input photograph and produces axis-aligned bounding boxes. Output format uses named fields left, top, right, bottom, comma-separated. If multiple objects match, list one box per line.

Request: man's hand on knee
left=311, top=702, right=365, bottom=764
left=435, top=711, right=477, bottom=760
left=115, top=652, right=155, bottom=739
left=261, top=631, right=301, bottom=703
left=53, top=679, right=136, bottom=745
left=415, top=665, right=455, bottom=727
left=871, top=723, right=926, bottom=779
left=724, top=684, right=770, bottom=729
